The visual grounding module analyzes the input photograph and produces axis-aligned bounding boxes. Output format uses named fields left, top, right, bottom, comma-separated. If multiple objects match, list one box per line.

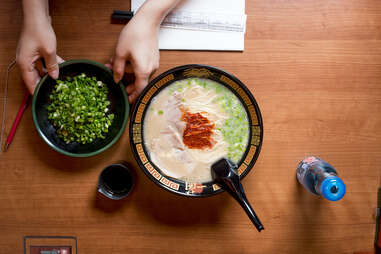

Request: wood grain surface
left=1, top=1, right=381, bottom=253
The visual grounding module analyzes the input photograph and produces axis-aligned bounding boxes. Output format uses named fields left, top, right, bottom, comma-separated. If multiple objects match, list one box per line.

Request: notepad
left=131, top=0, right=246, bottom=51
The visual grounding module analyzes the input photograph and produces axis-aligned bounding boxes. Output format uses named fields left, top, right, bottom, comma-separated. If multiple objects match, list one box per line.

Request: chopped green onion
left=47, top=73, right=114, bottom=144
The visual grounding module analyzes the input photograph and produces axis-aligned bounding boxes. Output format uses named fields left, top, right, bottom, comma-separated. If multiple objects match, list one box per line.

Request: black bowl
left=129, top=65, right=263, bottom=197
left=32, top=59, right=129, bottom=157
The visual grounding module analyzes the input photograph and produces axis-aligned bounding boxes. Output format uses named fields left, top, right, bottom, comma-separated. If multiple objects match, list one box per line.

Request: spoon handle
left=235, top=187, right=264, bottom=232
left=221, top=178, right=264, bottom=232
left=211, top=158, right=264, bottom=232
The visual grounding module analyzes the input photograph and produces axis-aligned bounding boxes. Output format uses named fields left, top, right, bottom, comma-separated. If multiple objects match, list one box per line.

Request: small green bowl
left=32, top=59, right=129, bottom=157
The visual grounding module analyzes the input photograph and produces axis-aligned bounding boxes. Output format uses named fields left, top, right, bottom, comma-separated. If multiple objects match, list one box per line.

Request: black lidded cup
left=98, top=163, right=134, bottom=200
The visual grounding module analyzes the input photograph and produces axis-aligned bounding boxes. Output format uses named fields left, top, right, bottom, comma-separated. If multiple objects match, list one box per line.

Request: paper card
left=24, top=236, right=77, bottom=254
left=131, top=0, right=246, bottom=51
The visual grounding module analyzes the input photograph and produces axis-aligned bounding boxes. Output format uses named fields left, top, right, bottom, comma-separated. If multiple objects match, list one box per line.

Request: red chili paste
left=181, top=110, right=215, bottom=149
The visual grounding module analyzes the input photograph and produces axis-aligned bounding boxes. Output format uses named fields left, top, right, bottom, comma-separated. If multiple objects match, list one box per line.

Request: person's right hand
left=16, top=16, right=63, bottom=94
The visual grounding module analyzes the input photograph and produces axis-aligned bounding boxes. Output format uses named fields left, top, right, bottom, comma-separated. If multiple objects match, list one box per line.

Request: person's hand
left=111, top=12, right=160, bottom=103
left=16, top=16, right=63, bottom=94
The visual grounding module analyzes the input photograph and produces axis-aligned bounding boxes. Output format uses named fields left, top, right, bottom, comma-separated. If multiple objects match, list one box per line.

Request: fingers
left=126, top=61, right=158, bottom=103
left=112, top=46, right=158, bottom=102
left=17, top=54, right=64, bottom=94
left=56, top=55, right=65, bottom=64
left=126, top=84, right=134, bottom=94
left=41, top=55, right=64, bottom=74
left=109, top=56, right=133, bottom=83
left=19, top=63, right=41, bottom=95
left=41, top=46, right=59, bottom=79
left=34, top=60, right=46, bottom=77
left=105, top=57, right=114, bottom=70
left=134, top=72, right=150, bottom=95
left=16, top=54, right=40, bottom=94
left=112, top=55, right=126, bottom=84
left=128, top=90, right=140, bottom=103
left=126, top=71, right=150, bottom=103
left=125, top=81, right=142, bottom=103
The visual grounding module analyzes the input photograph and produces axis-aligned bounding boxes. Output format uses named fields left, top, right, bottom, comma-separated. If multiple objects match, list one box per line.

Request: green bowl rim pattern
left=32, top=59, right=129, bottom=157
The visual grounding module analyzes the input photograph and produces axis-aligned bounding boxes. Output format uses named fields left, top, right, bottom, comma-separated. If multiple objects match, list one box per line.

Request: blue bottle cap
left=320, top=177, right=346, bottom=201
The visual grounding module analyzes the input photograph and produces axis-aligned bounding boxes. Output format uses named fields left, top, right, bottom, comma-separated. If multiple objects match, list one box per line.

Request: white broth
left=144, top=78, right=249, bottom=182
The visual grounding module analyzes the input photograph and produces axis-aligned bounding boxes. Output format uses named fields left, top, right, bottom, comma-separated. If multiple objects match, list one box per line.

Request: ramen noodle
left=144, top=78, right=249, bottom=182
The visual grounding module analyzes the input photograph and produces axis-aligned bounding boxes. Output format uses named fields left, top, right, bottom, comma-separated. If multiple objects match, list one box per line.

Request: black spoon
left=211, top=158, right=264, bottom=232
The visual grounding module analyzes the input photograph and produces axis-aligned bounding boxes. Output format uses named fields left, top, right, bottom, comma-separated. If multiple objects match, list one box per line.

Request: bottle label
left=302, top=156, right=319, bottom=165
left=298, top=156, right=318, bottom=176
left=296, top=156, right=323, bottom=195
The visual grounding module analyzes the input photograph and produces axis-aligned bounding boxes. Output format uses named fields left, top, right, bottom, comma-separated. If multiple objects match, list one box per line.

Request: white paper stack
left=131, top=0, right=246, bottom=51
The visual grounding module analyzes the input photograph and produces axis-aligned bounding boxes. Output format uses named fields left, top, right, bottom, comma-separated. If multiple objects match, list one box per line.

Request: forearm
left=136, top=0, right=182, bottom=27
left=22, top=0, right=50, bottom=25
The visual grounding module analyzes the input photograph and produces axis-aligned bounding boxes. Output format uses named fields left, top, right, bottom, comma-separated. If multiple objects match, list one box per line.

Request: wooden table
left=1, top=1, right=380, bottom=253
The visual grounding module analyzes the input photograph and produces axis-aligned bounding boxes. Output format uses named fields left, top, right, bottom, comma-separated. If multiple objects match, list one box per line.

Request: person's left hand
left=109, top=12, right=160, bottom=103
left=16, top=15, right=63, bottom=94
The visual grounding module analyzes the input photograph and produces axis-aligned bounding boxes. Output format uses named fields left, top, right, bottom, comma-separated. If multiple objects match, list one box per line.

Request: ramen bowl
left=32, top=59, right=129, bottom=157
left=130, top=65, right=263, bottom=197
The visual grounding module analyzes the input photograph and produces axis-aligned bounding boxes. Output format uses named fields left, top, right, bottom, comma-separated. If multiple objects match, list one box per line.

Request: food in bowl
left=144, top=77, right=249, bottom=182
left=46, top=73, right=114, bottom=144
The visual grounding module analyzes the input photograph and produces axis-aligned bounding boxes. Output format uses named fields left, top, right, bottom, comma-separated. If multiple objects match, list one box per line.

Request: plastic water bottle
left=296, top=156, right=346, bottom=201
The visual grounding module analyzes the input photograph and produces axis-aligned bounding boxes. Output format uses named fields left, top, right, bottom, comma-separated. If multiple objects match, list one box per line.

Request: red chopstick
left=3, top=92, right=31, bottom=152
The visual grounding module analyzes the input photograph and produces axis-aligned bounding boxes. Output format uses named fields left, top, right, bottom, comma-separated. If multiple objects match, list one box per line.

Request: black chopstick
left=111, top=10, right=134, bottom=24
